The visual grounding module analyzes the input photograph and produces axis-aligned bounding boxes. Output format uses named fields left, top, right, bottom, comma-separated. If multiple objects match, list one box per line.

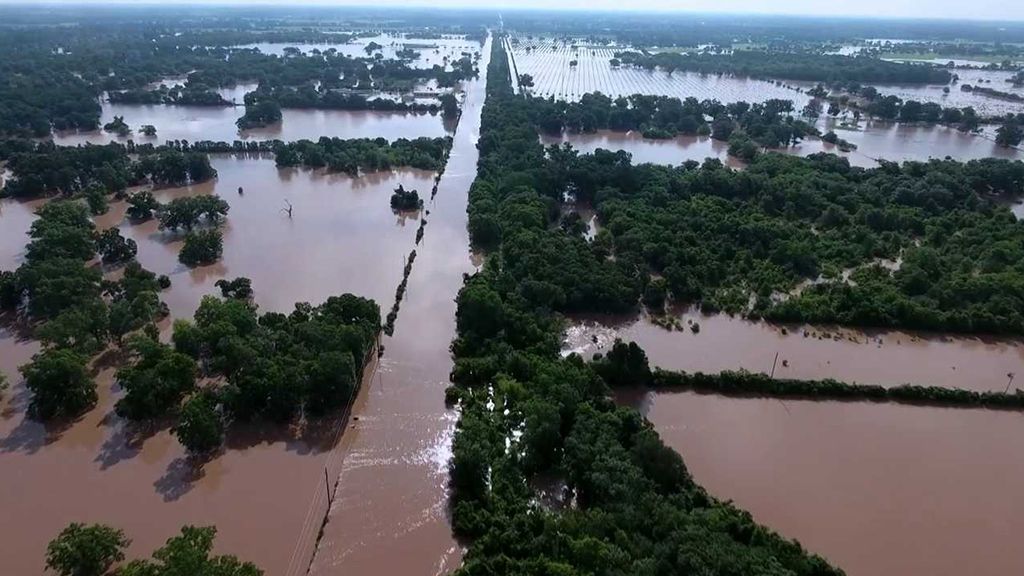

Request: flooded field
left=0, top=153, right=446, bottom=574
left=565, top=311, right=1024, bottom=392
left=634, top=391, right=1024, bottom=576
left=540, top=117, right=1023, bottom=168
left=865, top=68, right=1024, bottom=117
left=237, top=33, right=482, bottom=70
left=506, top=36, right=810, bottom=105
left=51, top=102, right=450, bottom=146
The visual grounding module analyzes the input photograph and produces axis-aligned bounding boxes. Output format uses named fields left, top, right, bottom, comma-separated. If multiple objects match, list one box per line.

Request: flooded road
left=305, top=34, right=492, bottom=576
left=52, top=103, right=451, bottom=146
left=633, top=391, right=1024, bottom=576
left=565, top=311, right=1024, bottom=392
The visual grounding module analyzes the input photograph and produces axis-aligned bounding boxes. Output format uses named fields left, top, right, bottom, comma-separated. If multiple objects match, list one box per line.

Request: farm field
left=506, top=35, right=811, bottom=105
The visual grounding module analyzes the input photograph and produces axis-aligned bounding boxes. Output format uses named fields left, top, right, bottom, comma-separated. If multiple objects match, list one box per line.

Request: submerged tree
left=179, top=229, right=224, bottom=267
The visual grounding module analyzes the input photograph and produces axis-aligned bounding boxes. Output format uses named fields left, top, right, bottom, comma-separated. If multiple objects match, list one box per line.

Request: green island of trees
left=528, top=93, right=817, bottom=152
left=390, top=184, right=423, bottom=210
left=0, top=141, right=217, bottom=200
left=46, top=523, right=262, bottom=576
left=445, top=34, right=842, bottom=576
left=157, top=293, right=381, bottom=453
left=1, top=201, right=171, bottom=420
left=274, top=136, right=452, bottom=174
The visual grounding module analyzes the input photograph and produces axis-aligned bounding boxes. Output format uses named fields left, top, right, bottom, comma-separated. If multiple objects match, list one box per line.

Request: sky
left=7, top=0, right=1024, bottom=22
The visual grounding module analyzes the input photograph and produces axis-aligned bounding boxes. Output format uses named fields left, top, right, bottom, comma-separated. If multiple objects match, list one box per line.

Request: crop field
left=506, top=34, right=811, bottom=105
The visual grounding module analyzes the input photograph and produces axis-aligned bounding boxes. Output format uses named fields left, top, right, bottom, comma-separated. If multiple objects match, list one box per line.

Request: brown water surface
left=0, top=161, right=442, bottom=574
left=540, top=120, right=1022, bottom=169
left=635, top=391, right=1024, bottom=576
left=51, top=104, right=450, bottom=146
left=304, top=34, right=492, bottom=576
left=565, top=311, right=1024, bottom=392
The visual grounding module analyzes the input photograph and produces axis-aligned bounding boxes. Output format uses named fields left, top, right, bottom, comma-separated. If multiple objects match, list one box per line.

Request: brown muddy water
left=506, top=38, right=811, bottom=106
left=565, top=311, right=1024, bottom=392
left=237, top=34, right=483, bottom=70
left=51, top=103, right=451, bottom=146
left=539, top=119, right=1022, bottom=169
left=305, top=34, right=492, bottom=576
left=631, top=391, right=1024, bottom=576
left=0, top=161, right=445, bottom=573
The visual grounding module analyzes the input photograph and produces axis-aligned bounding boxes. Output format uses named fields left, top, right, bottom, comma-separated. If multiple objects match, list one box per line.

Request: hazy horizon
left=2, top=0, right=1023, bottom=23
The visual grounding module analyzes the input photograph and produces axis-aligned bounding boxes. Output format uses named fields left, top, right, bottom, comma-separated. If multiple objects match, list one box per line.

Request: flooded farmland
left=0, top=146, right=455, bottom=573
left=51, top=102, right=451, bottom=146
left=237, top=33, right=483, bottom=70
left=565, top=311, right=1024, bottom=392
left=539, top=117, right=1023, bottom=168
left=633, top=391, right=1024, bottom=576
left=506, top=37, right=810, bottom=105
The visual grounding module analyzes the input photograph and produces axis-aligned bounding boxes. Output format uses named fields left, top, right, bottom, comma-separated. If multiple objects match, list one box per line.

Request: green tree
left=45, top=523, right=128, bottom=576
left=119, top=526, right=261, bottom=576
left=22, top=347, right=97, bottom=420
left=179, top=229, right=224, bottom=267
left=174, top=392, right=223, bottom=454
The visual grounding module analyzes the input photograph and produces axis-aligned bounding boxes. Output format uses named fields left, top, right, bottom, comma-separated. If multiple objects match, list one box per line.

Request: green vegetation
left=390, top=184, right=423, bottom=210
left=179, top=229, right=224, bottom=267
left=447, top=35, right=840, bottom=576
left=45, top=523, right=262, bottom=576
left=158, top=196, right=230, bottom=231
left=115, top=336, right=198, bottom=421
left=1, top=201, right=170, bottom=419
left=46, top=523, right=129, bottom=576
left=21, top=347, right=97, bottom=421
left=651, top=367, right=1024, bottom=410
left=169, top=294, right=379, bottom=453
left=275, top=136, right=452, bottom=174
left=0, top=142, right=217, bottom=200
left=544, top=147, right=1024, bottom=334
left=529, top=93, right=816, bottom=151
left=593, top=339, right=1024, bottom=410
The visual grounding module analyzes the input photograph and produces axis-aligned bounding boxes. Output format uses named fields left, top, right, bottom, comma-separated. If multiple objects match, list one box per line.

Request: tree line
left=1, top=141, right=217, bottom=200
left=592, top=339, right=1024, bottom=411
left=614, top=49, right=953, bottom=84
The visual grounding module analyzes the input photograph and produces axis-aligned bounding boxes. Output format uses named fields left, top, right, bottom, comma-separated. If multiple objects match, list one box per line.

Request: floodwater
left=51, top=101, right=450, bottom=146
left=237, top=33, right=483, bottom=71
left=506, top=38, right=810, bottom=106
left=0, top=197, right=43, bottom=271
left=539, top=131, right=745, bottom=168
left=564, top=311, right=1024, bottom=392
left=540, top=118, right=1023, bottom=169
left=868, top=68, right=1024, bottom=117
left=0, top=162, right=445, bottom=572
left=304, top=34, right=492, bottom=576
left=633, top=391, right=1024, bottom=576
